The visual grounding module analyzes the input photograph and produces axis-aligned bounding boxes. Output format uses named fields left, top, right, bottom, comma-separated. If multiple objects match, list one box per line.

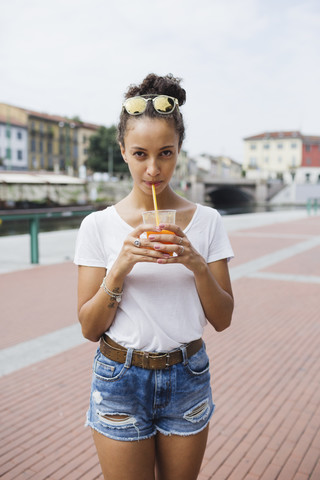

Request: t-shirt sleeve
left=74, top=213, right=106, bottom=267
left=207, top=211, right=234, bottom=263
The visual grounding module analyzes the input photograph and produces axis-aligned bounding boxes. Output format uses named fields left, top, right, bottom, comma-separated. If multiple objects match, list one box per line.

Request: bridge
left=189, top=176, right=285, bottom=207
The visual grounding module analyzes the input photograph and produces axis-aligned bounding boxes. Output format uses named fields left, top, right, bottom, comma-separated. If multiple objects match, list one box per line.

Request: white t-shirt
left=74, top=204, right=234, bottom=352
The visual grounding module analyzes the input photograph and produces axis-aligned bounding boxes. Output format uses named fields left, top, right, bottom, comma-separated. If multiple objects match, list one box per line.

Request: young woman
left=74, top=73, right=234, bottom=480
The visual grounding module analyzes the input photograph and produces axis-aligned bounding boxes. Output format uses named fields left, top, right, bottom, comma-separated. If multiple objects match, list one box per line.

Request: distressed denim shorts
left=85, top=341, right=215, bottom=441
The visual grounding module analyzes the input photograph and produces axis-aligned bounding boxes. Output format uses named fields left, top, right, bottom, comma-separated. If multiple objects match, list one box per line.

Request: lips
left=145, top=181, right=162, bottom=187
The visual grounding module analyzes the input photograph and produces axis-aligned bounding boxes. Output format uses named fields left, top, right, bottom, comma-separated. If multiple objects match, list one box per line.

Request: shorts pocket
left=93, top=350, right=128, bottom=382
left=185, top=345, right=210, bottom=376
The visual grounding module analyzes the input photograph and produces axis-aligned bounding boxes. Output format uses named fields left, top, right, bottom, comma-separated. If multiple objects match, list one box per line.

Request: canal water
left=0, top=204, right=305, bottom=237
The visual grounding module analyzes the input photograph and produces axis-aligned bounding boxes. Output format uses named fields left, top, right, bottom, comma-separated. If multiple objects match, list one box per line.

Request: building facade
left=243, top=131, right=320, bottom=183
left=0, top=103, right=101, bottom=175
left=77, top=123, right=100, bottom=174
left=193, top=153, right=242, bottom=179
left=243, top=131, right=303, bottom=180
left=0, top=117, right=28, bottom=170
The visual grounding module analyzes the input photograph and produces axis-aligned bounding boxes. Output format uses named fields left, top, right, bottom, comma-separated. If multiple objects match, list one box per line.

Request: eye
left=133, top=150, right=146, bottom=158
left=161, top=150, right=173, bottom=157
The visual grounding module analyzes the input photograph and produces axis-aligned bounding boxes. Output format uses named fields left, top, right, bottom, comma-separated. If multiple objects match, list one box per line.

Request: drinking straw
left=152, top=184, right=160, bottom=226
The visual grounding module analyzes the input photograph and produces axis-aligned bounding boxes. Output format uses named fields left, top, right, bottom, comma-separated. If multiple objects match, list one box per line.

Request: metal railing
left=0, top=206, right=94, bottom=264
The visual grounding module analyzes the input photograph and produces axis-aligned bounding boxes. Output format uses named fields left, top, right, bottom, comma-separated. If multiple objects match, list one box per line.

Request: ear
left=119, top=143, right=127, bottom=163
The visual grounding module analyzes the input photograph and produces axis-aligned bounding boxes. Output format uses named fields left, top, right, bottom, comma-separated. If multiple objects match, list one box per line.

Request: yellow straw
left=152, top=184, right=160, bottom=226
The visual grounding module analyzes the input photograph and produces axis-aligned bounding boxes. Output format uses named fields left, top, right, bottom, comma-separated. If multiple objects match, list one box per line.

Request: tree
left=86, top=125, right=128, bottom=174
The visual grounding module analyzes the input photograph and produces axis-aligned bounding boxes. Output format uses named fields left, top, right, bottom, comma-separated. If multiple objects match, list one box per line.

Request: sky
left=1, top=0, right=320, bottom=164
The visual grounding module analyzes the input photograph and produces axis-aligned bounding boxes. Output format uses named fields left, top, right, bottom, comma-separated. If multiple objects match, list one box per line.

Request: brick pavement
left=0, top=212, right=319, bottom=479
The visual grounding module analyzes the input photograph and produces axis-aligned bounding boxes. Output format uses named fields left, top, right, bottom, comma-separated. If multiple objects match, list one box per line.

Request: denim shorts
left=85, top=341, right=215, bottom=441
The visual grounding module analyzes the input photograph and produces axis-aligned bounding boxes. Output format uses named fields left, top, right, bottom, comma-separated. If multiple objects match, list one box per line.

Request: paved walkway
left=0, top=209, right=319, bottom=479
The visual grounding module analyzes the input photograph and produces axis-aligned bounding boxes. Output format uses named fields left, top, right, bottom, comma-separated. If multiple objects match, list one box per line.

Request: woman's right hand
left=111, top=224, right=171, bottom=278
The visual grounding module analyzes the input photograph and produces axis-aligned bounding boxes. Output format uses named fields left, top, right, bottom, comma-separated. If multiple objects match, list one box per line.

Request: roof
left=0, top=115, right=27, bottom=128
left=0, top=171, right=86, bottom=185
left=302, top=135, right=320, bottom=144
left=244, top=131, right=303, bottom=141
left=0, top=103, right=101, bottom=130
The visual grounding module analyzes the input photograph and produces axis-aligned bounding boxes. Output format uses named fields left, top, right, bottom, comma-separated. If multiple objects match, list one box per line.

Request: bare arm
left=77, top=266, right=121, bottom=342
left=193, top=258, right=234, bottom=331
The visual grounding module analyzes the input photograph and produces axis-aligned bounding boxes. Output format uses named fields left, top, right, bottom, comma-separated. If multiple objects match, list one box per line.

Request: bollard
left=307, top=198, right=312, bottom=215
left=29, top=217, right=39, bottom=264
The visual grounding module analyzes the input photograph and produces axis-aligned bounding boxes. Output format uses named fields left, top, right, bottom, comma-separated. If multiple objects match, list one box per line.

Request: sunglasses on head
left=122, top=95, right=179, bottom=116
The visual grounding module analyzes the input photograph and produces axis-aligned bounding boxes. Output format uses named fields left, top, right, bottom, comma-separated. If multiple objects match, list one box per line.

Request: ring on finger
left=133, top=239, right=141, bottom=248
left=179, top=245, right=185, bottom=255
left=178, top=237, right=183, bottom=245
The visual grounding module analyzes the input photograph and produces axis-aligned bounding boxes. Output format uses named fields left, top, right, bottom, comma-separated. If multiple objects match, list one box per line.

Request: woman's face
left=120, top=117, right=181, bottom=197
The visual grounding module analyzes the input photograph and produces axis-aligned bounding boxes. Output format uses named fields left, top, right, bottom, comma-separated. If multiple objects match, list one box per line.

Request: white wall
left=0, top=124, right=28, bottom=170
left=243, top=137, right=303, bottom=178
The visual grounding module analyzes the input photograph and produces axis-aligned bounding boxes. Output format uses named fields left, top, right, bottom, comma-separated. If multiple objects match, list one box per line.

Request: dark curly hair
left=117, top=73, right=186, bottom=147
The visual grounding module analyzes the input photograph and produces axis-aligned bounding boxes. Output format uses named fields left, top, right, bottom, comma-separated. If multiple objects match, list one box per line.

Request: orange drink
left=146, top=229, right=175, bottom=255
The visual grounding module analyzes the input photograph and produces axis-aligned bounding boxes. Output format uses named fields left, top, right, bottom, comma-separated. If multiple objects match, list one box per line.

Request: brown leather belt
left=100, top=334, right=203, bottom=370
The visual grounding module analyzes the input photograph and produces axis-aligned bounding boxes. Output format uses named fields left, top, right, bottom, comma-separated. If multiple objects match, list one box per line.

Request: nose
left=146, top=158, right=160, bottom=177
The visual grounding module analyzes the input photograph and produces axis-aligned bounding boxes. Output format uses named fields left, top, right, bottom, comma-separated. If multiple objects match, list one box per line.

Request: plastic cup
left=142, top=210, right=176, bottom=255
left=142, top=209, right=176, bottom=225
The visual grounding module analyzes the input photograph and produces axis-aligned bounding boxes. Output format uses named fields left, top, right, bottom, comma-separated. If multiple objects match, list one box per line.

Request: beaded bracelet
left=100, top=276, right=123, bottom=303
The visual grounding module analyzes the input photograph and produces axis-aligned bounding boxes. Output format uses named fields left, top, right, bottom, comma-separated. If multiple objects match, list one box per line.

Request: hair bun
left=125, top=73, right=186, bottom=106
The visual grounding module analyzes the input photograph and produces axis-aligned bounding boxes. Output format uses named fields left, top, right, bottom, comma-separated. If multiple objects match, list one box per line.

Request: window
left=31, top=139, right=36, bottom=152
left=83, top=148, right=88, bottom=155
left=291, top=143, right=297, bottom=149
left=83, top=135, right=87, bottom=143
left=40, top=156, right=45, bottom=168
left=306, top=158, right=311, bottom=165
left=6, top=128, right=11, bottom=138
left=264, top=157, right=269, bottom=163
left=278, top=157, right=282, bottom=163
left=305, top=173, right=311, bottom=183
left=17, top=150, right=23, bottom=160
left=263, top=144, right=270, bottom=149
left=277, top=143, right=283, bottom=149
left=39, top=141, right=43, bottom=153
left=48, top=142, right=52, bottom=154
left=17, top=131, right=23, bottom=140
left=305, top=145, right=311, bottom=152
left=6, top=148, right=11, bottom=159
left=291, top=157, right=296, bottom=166
left=250, top=144, right=256, bottom=150
left=249, top=157, right=257, bottom=167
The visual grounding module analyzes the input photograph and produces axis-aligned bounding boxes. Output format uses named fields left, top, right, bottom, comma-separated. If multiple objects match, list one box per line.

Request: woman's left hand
left=148, top=223, right=206, bottom=274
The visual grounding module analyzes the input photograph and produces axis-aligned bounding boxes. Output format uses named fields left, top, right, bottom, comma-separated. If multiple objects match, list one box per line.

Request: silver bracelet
left=100, top=276, right=123, bottom=303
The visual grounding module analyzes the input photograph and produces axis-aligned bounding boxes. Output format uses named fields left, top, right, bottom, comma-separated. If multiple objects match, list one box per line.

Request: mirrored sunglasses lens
left=153, top=96, right=175, bottom=113
left=125, top=97, right=147, bottom=114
